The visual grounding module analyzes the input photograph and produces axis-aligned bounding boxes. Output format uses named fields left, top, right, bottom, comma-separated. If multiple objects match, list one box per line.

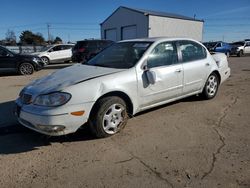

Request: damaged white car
left=15, top=38, right=230, bottom=138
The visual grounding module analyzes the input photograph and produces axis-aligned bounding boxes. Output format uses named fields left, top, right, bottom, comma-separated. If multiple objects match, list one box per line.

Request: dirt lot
left=0, top=57, right=249, bottom=188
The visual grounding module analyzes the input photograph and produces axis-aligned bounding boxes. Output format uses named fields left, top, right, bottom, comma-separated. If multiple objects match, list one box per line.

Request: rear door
left=178, top=40, right=210, bottom=94
left=60, top=45, right=73, bottom=59
left=244, top=42, right=250, bottom=54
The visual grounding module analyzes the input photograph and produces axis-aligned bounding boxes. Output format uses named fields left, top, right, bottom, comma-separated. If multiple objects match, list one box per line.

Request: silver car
left=15, top=37, right=230, bottom=138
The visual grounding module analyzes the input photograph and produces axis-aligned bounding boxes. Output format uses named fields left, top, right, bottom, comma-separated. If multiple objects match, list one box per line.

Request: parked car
left=32, top=44, right=74, bottom=65
left=230, top=41, right=250, bottom=57
left=0, top=45, right=44, bottom=75
left=15, top=37, right=230, bottom=138
left=203, top=41, right=233, bottom=57
left=71, top=39, right=113, bottom=63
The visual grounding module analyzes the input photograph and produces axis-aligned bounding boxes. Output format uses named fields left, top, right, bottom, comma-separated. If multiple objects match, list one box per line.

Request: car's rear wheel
left=41, top=56, right=50, bottom=65
left=89, top=96, right=128, bottom=138
left=202, top=73, right=219, bottom=99
left=18, top=63, right=34, bottom=75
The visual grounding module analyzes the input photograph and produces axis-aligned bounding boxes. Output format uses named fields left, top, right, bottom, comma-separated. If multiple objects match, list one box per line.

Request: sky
left=0, top=0, right=249, bottom=43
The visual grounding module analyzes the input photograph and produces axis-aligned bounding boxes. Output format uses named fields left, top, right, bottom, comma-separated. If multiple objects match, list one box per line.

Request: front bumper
left=15, top=101, right=94, bottom=136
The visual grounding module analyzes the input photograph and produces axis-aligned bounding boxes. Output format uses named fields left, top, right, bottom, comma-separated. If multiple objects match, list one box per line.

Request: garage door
left=122, top=25, right=137, bottom=40
left=105, top=29, right=117, bottom=41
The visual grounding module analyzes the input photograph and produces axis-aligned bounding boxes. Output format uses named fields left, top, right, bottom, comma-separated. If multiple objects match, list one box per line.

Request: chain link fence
left=5, top=46, right=44, bottom=54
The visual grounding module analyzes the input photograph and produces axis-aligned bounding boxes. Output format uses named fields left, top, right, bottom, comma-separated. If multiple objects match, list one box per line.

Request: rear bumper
left=220, top=67, right=231, bottom=84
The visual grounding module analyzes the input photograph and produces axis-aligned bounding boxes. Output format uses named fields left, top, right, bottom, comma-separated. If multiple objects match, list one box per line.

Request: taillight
left=78, top=48, right=85, bottom=52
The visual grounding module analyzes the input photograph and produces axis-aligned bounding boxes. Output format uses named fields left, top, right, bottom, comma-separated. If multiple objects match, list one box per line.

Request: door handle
left=205, top=63, right=210, bottom=66
left=175, top=68, right=182, bottom=73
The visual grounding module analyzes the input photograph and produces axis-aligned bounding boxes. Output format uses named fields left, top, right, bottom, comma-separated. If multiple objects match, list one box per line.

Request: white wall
left=101, top=7, right=148, bottom=41
left=149, top=15, right=203, bottom=41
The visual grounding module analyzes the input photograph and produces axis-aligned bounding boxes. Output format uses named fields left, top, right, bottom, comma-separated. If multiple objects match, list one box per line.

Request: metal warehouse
left=101, top=6, right=204, bottom=41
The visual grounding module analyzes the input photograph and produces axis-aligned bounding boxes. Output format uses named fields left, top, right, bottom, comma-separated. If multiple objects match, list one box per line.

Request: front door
left=137, top=41, right=183, bottom=108
left=0, top=48, right=16, bottom=71
left=49, top=45, right=63, bottom=61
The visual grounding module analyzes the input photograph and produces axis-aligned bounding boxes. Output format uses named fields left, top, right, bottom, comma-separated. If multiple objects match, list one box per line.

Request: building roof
left=101, top=6, right=204, bottom=25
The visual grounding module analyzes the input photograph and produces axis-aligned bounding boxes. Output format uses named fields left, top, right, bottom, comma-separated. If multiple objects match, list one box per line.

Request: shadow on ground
left=0, top=100, right=18, bottom=127
left=0, top=124, right=95, bottom=155
left=0, top=95, right=204, bottom=155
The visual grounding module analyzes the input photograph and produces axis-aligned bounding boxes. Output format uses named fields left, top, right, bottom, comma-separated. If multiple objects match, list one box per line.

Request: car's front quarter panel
left=63, top=68, right=139, bottom=115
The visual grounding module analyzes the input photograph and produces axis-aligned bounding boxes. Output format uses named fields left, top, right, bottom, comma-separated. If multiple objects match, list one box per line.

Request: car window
left=179, top=41, right=207, bottom=62
left=99, top=41, right=113, bottom=48
left=216, top=43, right=222, bottom=47
left=0, top=48, right=10, bottom=57
left=88, top=42, right=97, bottom=48
left=52, top=45, right=62, bottom=51
left=86, top=42, right=152, bottom=69
left=0, top=48, right=8, bottom=57
left=61, top=45, right=73, bottom=50
left=246, top=42, right=250, bottom=47
left=147, top=42, right=178, bottom=68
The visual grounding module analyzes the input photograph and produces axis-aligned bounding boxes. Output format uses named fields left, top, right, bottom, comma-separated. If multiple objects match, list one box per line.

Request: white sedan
left=15, top=38, right=230, bottom=138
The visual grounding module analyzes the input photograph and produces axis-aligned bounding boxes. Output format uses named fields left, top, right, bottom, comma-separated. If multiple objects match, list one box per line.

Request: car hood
left=31, top=52, right=41, bottom=56
left=24, top=64, right=124, bottom=94
left=17, top=54, right=37, bottom=59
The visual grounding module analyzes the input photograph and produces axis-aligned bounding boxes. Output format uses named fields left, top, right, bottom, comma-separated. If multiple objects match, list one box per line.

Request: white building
left=101, top=6, right=204, bottom=41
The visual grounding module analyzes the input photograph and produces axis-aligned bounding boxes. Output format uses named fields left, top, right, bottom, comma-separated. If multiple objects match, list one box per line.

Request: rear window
left=74, top=41, right=88, bottom=49
left=74, top=40, right=113, bottom=50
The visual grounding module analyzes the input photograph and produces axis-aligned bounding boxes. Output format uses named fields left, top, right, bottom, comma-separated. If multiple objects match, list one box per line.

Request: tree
left=19, top=30, right=45, bottom=45
left=53, top=36, right=63, bottom=44
left=5, top=29, right=16, bottom=45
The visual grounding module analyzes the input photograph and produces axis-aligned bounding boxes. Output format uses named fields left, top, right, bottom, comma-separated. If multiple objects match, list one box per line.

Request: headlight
left=33, top=92, right=71, bottom=107
left=32, top=57, right=40, bottom=63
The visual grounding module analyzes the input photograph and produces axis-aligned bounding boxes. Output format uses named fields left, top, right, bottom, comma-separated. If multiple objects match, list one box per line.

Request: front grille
left=20, top=93, right=32, bottom=104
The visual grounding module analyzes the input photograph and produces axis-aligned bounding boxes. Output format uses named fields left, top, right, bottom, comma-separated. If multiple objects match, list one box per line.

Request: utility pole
left=47, top=23, right=51, bottom=44
left=68, top=33, right=70, bottom=43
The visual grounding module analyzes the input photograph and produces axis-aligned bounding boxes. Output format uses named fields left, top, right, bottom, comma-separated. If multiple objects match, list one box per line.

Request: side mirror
left=146, top=70, right=156, bottom=85
left=143, top=64, right=156, bottom=85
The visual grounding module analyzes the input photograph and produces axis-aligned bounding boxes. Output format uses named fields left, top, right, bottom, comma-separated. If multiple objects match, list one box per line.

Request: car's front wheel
left=41, top=56, right=50, bottom=65
left=237, top=50, right=243, bottom=57
left=18, top=63, right=34, bottom=75
left=89, top=96, right=128, bottom=138
left=202, top=73, right=219, bottom=99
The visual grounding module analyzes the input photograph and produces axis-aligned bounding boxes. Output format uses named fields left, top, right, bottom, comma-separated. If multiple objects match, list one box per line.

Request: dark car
left=0, top=46, right=44, bottom=75
left=203, top=41, right=233, bottom=57
left=72, top=39, right=113, bottom=63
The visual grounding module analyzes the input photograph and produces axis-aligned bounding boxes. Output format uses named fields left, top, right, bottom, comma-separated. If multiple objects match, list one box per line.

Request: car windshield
left=39, top=46, right=53, bottom=52
left=85, top=42, right=152, bottom=69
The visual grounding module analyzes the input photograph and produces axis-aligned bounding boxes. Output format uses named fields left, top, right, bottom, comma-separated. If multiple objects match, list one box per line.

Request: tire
left=89, top=96, right=128, bottom=138
left=237, top=50, right=243, bottom=57
left=41, top=56, right=50, bottom=65
left=202, top=73, right=219, bottom=100
left=18, top=63, right=34, bottom=75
